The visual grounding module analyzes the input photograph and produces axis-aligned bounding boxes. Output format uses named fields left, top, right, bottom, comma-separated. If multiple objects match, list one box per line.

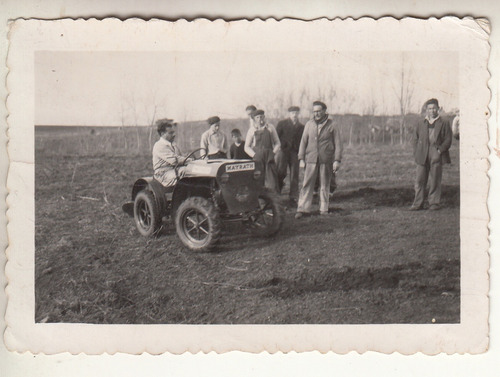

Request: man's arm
left=438, top=119, right=453, bottom=153
left=200, top=132, right=209, bottom=156
left=244, top=128, right=256, bottom=158
left=276, top=120, right=284, bottom=140
left=298, top=124, right=309, bottom=161
left=333, top=124, right=343, bottom=162
left=153, top=143, right=179, bottom=170
left=269, top=124, right=281, bottom=154
left=452, top=116, right=460, bottom=137
left=221, top=134, right=229, bottom=154
left=412, top=122, right=419, bottom=155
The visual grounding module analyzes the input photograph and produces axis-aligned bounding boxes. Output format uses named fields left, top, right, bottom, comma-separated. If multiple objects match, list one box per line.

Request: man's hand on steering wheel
left=181, top=148, right=208, bottom=165
left=173, top=148, right=208, bottom=178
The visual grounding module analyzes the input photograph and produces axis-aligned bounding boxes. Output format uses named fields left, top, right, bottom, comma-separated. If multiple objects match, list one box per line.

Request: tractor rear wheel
left=134, top=190, right=161, bottom=237
left=175, top=197, right=221, bottom=251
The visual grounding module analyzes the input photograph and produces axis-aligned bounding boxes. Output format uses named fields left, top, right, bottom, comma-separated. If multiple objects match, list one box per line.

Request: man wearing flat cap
left=296, top=101, right=342, bottom=218
left=275, top=106, right=305, bottom=204
left=200, top=116, right=228, bottom=159
left=245, top=109, right=281, bottom=191
left=152, top=119, right=190, bottom=187
left=410, top=98, right=452, bottom=211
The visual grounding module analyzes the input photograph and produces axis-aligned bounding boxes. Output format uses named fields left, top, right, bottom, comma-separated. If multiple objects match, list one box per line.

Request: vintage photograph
left=5, top=18, right=489, bottom=354
left=34, top=49, right=460, bottom=324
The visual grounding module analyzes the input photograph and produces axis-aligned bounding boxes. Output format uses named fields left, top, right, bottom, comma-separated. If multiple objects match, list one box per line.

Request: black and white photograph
left=4, top=17, right=489, bottom=354
left=34, top=49, right=461, bottom=325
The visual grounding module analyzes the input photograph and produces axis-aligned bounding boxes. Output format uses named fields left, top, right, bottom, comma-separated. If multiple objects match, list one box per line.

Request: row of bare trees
left=118, top=54, right=417, bottom=148
left=256, top=54, right=416, bottom=146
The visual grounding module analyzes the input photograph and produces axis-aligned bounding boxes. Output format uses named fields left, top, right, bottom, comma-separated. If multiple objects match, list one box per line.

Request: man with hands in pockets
left=410, top=98, right=452, bottom=211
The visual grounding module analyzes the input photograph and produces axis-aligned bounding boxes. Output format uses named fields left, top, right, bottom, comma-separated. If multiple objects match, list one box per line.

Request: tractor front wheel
left=175, top=197, right=221, bottom=251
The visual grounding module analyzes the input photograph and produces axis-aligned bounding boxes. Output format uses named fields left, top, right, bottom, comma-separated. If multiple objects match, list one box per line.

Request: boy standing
left=229, top=128, right=251, bottom=159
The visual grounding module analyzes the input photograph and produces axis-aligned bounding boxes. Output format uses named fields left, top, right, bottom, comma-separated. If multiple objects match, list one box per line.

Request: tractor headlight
left=253, top=170, right=262, bottom=180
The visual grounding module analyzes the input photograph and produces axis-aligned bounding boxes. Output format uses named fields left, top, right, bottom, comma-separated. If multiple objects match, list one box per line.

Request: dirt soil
left=35, top=132, right=460, bottom=324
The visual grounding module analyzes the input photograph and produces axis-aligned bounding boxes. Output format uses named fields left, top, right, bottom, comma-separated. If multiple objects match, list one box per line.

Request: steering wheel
left=173, top=148, right=207, bottom=179
left=182, top=148, right=207, bottom=165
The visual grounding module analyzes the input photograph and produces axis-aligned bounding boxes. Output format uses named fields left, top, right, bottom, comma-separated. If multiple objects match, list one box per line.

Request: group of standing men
left=152, top=97, right=453, bottom=217
left=197, top=102, right=343, bottom=218
left=152, top=100, right=343, bottom=218
left=241, top=102, right=343, bottom=218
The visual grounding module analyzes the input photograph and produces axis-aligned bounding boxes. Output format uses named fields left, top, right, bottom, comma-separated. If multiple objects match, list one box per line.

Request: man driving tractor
left=125, top=116, right=284, bottom=251
left=152, top=118, right=191, bottom=187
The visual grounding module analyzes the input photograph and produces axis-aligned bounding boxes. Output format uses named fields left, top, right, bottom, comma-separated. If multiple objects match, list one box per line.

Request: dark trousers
left=276, top=150, right=300, bottom=199
left=264, top=161, right=279, bottom=193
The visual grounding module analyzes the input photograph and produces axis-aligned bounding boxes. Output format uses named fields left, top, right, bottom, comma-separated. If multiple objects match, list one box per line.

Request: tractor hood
left=183, top=159, right=254, bottom=178
left=183, top=159, right=265, bottom=214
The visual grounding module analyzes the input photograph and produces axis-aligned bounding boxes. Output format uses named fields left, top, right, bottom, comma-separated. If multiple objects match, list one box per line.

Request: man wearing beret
left=275, top=106, right=305, bottom=204
left=410, top=98, right=452, bottom=211
left=296, top=101, right=342, bottom=218
left=200, top=116, right=228, bottom=159
left=245, top=109, right=281, bottom=192
left=153, top=119, right=190, bottom=187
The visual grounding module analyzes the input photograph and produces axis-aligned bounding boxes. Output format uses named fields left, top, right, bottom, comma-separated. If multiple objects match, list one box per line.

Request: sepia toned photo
left=5, top=17, right=489, bottom=354
left=34, top=50, right=460, bottom=325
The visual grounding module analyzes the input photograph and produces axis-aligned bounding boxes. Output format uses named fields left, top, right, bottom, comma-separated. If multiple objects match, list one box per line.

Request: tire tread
left=175, top=196, right=221, bottom=251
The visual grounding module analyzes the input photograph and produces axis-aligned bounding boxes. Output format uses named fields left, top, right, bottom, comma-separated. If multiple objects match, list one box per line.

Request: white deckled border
left=5, top=17, right=490, bottom=354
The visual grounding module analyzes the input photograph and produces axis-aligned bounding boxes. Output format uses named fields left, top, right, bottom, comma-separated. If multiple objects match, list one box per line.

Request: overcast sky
left=35, top=50, right=459, bottom=126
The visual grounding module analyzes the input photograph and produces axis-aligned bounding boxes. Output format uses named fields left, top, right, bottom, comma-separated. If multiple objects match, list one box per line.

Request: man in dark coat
left=275, top=106, right=304, bottom=204
left=410, top=98, right=452, bottom=211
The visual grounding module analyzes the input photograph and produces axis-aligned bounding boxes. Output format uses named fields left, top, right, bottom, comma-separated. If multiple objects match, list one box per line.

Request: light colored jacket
left=152, top=137, right=183, bottom=176
left=298, top=118, right=342, bottom=164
